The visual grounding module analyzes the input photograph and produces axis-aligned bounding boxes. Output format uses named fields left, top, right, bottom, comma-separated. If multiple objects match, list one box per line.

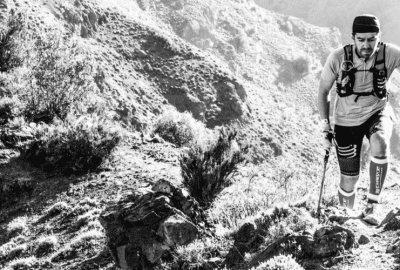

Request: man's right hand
left=321, top=123, right=334, bottom=151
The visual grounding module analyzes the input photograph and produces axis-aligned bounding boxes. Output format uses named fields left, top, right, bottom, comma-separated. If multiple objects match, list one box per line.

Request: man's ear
left=351, top=35, right=355, bottom=41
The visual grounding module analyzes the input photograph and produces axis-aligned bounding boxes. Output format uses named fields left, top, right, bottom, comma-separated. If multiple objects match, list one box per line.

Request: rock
left=386, top=238, right=400, bottom=254
left=358, top=235, right=370, bottom=245
left=248, top=225, right=358, bottom=268
left=225, top=222, right=260, bottom=266
left=383, top=216, right=400, bottom=231
left=379, top=208, right=400, bottom=229
left=99, top=180, right=206, bottom=269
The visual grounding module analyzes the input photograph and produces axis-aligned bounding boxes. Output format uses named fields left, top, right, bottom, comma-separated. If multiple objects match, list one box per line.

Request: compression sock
left=368, top=156, right=388, bottom=203
left=338, top=187, right=356, bottom=209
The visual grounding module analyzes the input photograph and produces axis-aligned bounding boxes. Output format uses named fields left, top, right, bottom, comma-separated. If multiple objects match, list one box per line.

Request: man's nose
left=363, top=41, right=371, bottom=48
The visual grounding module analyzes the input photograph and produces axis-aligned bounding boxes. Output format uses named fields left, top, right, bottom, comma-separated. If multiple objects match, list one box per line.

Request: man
left=317, top=14, right=400, bottom=225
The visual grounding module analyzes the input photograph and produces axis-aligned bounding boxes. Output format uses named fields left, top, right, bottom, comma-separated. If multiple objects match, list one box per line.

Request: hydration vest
left=336, top=42, right=388, bottom=102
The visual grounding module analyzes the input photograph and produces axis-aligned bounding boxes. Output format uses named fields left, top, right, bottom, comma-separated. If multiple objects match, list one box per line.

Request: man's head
left=352, top=14, right=381, bottom=60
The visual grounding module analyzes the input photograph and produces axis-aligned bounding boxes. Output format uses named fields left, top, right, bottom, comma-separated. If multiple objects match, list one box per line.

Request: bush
left=0, top=97, right=20, bottom=124
left=11, top=29, right=93, bottom=123
left=251, top=255, right=304, bottom=270
left=22, top=115, right=122, bottom=175
left=0, top=10, right=25, bottom=72
left=180, top=128, right=246, bottom=208
left=152, top=109, right=211, bottom=147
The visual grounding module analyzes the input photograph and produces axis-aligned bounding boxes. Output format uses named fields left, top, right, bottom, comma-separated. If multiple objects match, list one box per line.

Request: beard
left=358, top=48, right=374, bottom=59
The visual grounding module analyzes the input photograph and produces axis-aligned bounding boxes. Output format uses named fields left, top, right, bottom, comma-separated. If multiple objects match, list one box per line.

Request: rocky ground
left=0, top=136, right=400, bottom=269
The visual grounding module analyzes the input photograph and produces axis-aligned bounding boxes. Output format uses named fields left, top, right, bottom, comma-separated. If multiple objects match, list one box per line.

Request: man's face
left=352, top=32, right=381, bottom=60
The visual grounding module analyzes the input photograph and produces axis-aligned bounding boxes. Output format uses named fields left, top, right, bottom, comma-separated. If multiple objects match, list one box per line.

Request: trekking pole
left=317, top=149, right=330, bottom=216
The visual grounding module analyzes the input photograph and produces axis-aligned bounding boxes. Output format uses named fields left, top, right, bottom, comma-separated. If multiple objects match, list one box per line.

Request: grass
left=44, top=201, right=72, bottom=218
left=34, top=235, right=58, bottom=257
left=250, top=255, right=304, bottom=270
left=6, top=256, right=38, bottom=270
left=6, top=217, right=28, bottom=238
left=50, top=229, right=104, bottom=262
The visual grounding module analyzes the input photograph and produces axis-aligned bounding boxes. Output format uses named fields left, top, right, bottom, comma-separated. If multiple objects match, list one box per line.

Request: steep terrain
left=253, top=0, right=400, bottom=46
left=1, top=0, right=400, bottom=269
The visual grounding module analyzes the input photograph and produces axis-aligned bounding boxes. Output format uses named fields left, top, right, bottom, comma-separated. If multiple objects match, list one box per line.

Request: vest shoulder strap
left=374, top=42, right=386, bottom=69
left=343, top=44, right=353, bottom=63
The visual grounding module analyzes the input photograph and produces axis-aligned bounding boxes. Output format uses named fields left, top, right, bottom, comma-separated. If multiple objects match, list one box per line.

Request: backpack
left=336, top=42, right=388, bottom=102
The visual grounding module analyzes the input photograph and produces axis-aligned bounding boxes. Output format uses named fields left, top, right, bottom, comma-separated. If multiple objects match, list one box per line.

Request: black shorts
left=334, top=109, right=394, bottom=176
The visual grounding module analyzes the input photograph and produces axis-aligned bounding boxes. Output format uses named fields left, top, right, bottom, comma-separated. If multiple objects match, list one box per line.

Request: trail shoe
left=362, top=202, right=381, bottom=226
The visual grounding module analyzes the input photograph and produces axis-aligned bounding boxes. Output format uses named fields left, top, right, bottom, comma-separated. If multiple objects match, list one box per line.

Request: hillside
left=0, top=0, right=400, bottom=269
left=253, top=0, right=400, bottom=46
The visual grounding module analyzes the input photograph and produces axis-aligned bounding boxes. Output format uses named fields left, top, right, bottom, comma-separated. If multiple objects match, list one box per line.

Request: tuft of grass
left=152, top=108, right=212, bottom=147
left=50, top=230, right=103, bottom=262
left=79, top=197, right=99, bottom=207
left=0, top=241, right=30, bottom=262
left=5, top=243, right=29, bottom=261
left=180, top=128, right=247, bottom=209
left=44, top=201, right=72, bottom=218
left=172, top=238, right=231, bottom=269
left=74, top=209, right=101, bottom=229
left=6, top=216, right=28, bottom=238
left=34, top=235, right=58, bottom=257
left=250, top=254, right=304, bottom=270
left=152, top=31, right=181, bottom=54
left=0, top=97, right=21, bottom=125
left=7, top=256, right=38, bottom=270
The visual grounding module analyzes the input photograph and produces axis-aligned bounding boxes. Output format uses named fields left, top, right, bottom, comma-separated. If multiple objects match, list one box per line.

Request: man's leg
left=338, top=174, right=358, bottom=209
left=363, top=110, right=393, bottom=225
left=367, top=117, right=393, bottom=203
left=334, top=125, right=363, bottom=209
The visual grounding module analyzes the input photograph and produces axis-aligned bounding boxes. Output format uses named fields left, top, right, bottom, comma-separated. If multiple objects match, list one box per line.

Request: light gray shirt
left=321, top=43, right=400, bottom=126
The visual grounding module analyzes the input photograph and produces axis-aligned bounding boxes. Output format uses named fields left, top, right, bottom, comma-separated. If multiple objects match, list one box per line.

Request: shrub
left=22, top=115, right=122, bottom=175
left=152, top=108, right=211, bottom=147
left=0, top=97, right=20, bottom=124
left=34, top=236, right=58, bottom=257
left=251, top=255, right=304, bottom=270
left=12, top=29, right=93, bottom=123
left=180, top=128, right=246, bottom=208
left=0, top=10, right=25, bottom=72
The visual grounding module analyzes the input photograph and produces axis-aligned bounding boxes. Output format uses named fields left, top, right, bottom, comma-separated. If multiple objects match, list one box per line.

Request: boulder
left=99, top=179, right=206, bottom=269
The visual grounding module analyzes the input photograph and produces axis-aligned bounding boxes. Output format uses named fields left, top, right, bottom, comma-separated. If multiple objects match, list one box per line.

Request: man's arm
left=317, top=77, right=335, bottom=129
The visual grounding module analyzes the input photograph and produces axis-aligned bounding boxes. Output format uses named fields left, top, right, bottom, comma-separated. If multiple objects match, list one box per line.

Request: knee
left=370, top=132, right=390, bottom=157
